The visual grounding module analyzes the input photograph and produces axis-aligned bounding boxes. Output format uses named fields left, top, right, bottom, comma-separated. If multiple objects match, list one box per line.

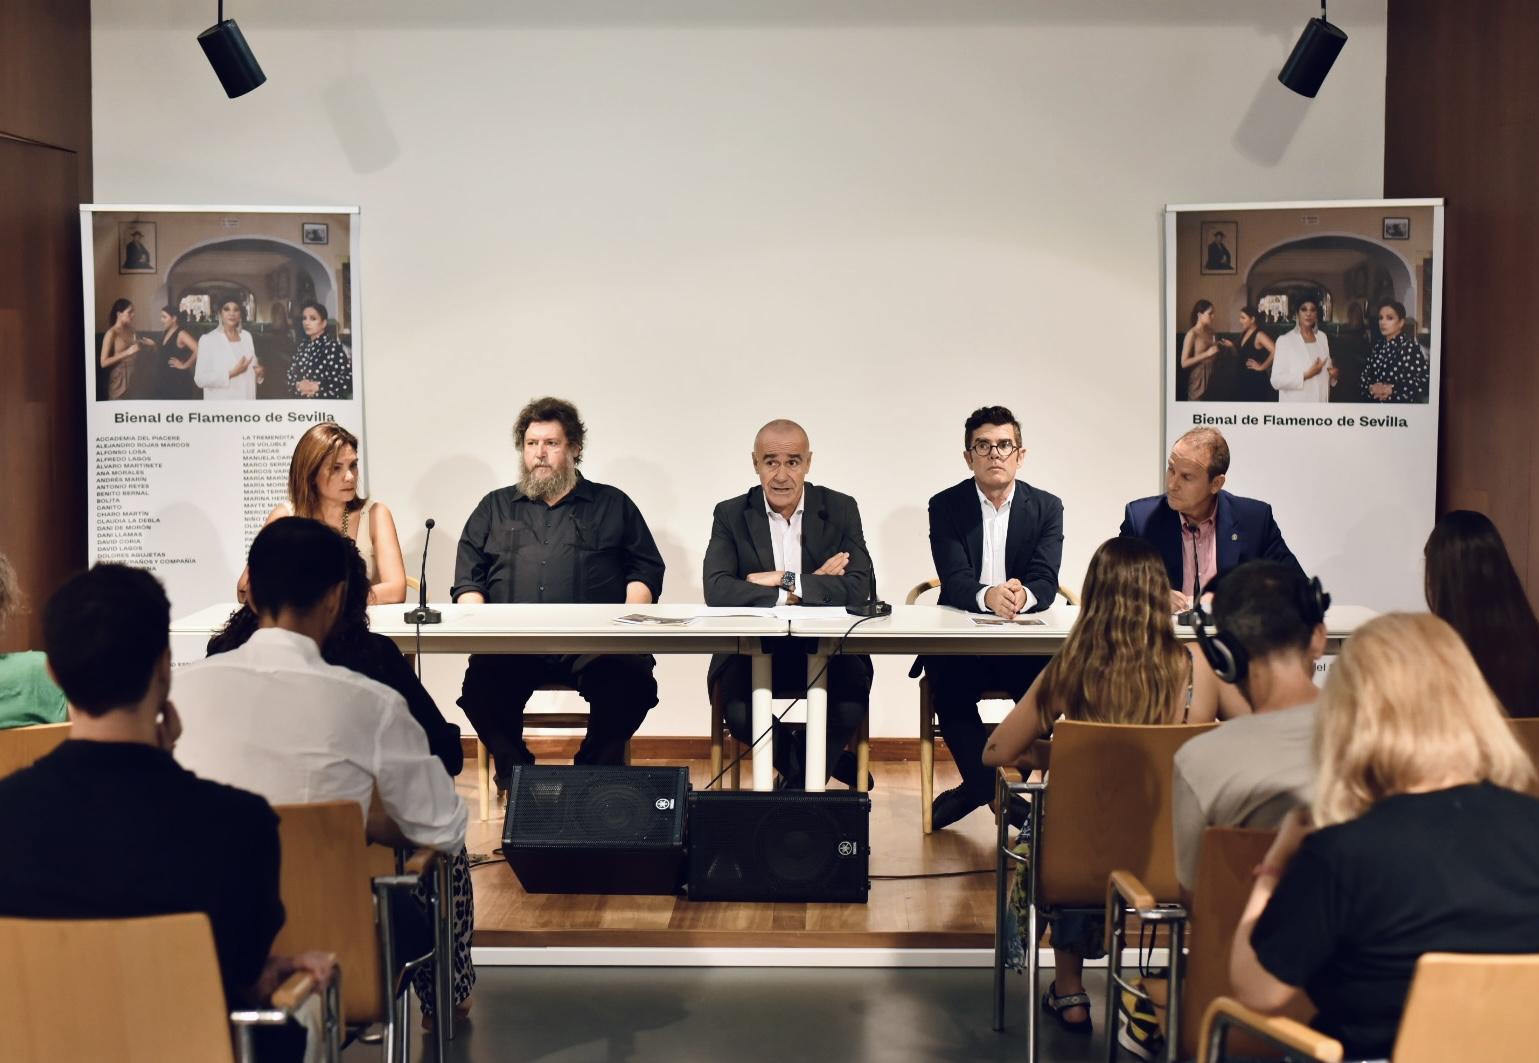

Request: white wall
left=92, top=0, right=1387, bottom=736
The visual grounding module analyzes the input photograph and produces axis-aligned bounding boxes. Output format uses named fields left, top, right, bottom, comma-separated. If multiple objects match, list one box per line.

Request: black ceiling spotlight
left=198, top=0, right=266, bottom=98
left=1278, top=1, right=1348, bottom=98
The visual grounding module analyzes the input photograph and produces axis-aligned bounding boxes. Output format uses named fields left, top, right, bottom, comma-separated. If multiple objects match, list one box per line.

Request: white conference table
left=171, top=601, right=1376, bottom=795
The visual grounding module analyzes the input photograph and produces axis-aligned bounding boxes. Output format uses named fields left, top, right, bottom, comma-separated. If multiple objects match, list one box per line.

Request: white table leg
left=805, top=654, right=829, bottom=793
left=751, top=653, right=774, bottom=792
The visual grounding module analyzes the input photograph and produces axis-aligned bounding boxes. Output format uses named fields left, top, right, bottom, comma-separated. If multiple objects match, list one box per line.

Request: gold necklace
left=341, top=508, right=350, bottom=537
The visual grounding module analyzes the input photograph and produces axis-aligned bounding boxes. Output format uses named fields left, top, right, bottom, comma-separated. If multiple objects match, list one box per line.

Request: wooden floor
left=462, top=758, right=1001, bottom=949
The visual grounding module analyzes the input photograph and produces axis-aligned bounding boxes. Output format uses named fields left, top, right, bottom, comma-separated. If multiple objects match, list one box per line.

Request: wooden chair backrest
left=1392, top=952, right=1539, bottom=1062
left=1038, top=719, right=1216, bottom=906
left=0, top=722, right=70, bottom=779
left=1180, top=828, right=1314, bottom=1058
left=0, top=912, right=234, bottom=1063
left=1509, top=718, right=1539, bottom=790
left=273, top=801, right=383, bottom=1024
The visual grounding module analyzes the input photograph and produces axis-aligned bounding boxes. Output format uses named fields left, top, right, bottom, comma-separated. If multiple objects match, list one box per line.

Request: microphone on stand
left=1176, top=520, right=1203, bottom=626
left=846, top=572, right=893, bottom=618
left=403, top=518, right=443, bottom=625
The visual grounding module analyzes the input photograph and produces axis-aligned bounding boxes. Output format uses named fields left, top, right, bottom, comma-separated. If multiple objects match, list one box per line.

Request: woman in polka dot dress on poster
left=288, top=300, right=353, bottom=399
left=1361, top=299, right=1429, bottom=403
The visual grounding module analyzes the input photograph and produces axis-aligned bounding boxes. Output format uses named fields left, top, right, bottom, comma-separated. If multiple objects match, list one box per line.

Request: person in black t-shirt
left=1229, top=613, right=1539, bottom=1061
left=452, top=396, right=666, bottom=788
left=0, top=564, right=332, bottom=1057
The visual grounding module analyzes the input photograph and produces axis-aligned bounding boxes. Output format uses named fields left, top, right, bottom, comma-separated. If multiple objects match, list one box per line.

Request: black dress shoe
left=831, top=751, right=875, bottom=791
left=930, top=785, right=984, bottom=830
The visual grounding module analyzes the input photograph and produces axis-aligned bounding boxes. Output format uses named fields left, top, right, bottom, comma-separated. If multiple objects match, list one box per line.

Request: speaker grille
left=687, top=792, right=870, bottom=903
left=502, top=766, right=688, bottom=895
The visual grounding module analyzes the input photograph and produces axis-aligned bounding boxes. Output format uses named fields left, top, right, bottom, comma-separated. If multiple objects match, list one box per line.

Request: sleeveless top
left=280, top=499, right=378, bottom=584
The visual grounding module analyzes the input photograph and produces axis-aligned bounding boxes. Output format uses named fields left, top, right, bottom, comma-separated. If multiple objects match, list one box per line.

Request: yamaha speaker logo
left=837, top=840, right=858, bottom=857
left=655, top=798, right=675, bottom=811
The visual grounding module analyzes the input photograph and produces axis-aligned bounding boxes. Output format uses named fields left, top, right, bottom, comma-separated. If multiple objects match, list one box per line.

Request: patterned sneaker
left=1116, top=984, right=1165, bottom=1061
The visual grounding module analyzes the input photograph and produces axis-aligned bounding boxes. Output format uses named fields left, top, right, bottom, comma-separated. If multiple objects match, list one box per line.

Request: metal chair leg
left=433, top=857, right=454, bottom=1052
left=993, top=770, right=1010, bottom=1031
left=920, top=679, right=935, bottom=834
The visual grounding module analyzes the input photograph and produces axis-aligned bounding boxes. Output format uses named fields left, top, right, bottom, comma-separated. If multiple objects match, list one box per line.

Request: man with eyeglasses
left=452, top=396, right=666, bottom=793
left=916, top=406, right=1064, bottom=829
left=703, top=419, right=875, bottom=789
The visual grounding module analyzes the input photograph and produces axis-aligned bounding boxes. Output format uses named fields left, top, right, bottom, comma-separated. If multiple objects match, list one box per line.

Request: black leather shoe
left=930, top=785, right=984, bottom=830
left=831, top=751, right=875, bottom=790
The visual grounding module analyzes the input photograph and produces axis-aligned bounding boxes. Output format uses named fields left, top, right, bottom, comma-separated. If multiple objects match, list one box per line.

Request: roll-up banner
left=80, top=206, right=364, bottom=641
left=1164, top=199, right=1443, bottom=611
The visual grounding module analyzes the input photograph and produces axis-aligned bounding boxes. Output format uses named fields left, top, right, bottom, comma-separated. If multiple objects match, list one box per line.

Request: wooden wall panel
left=1385, top=1, right=1539, bottom=599
left=0, top=0, right=91, bottom=651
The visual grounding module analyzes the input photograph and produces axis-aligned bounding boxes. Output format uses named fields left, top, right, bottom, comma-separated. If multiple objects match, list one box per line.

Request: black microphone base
left=846, top=600, right=893, bottom=618
left=404, top=606, right=443, bottom=625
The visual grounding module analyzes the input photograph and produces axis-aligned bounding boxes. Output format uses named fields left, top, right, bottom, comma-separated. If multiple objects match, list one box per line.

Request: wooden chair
left=912, top=579, right=1080, bottom=833
left=994, top=718, right=1215, bottom=1063
left=474, top=685, right=633, bottom=820
left=273, top=801, right=455, bottom=1063
left=1200, top=952, right=1539, bottom=1062
left=0, top=721, right=69, bottom=778
left=1160, top=828, right=1313, bottom=1061
left=0, top=912, right=328, bottom=1063
left=707, top=678, right=871, bottom=792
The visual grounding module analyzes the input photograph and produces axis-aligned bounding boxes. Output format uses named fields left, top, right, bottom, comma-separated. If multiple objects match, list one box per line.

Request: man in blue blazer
left=918, top=406, right=1064, bottom=830
left=1120, top=427, right=1302, bottom=613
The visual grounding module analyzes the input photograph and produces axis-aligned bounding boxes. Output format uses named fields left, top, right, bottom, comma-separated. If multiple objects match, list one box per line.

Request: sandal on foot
left=1041, top=982, right=1093, bottom=1035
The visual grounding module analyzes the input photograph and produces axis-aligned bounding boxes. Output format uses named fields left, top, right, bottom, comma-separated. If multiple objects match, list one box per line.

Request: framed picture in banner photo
left=1199, top=220, right=1237, bottom=275
left=302, top=222, right=329, bottom=245
left=119, top=222, right=156, bottom=274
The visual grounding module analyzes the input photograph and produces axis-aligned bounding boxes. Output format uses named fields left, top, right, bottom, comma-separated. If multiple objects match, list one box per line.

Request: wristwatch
left=780, top=571, right=798, bottom=593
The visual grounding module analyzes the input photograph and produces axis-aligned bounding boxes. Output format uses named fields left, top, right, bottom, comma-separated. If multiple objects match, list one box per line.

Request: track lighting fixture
left=1278, top=1, right=1348, bottom=98
left=198, top=0, right=266, bottom=98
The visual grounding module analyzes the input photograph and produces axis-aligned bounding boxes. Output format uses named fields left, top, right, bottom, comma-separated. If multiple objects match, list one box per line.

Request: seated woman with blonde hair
left=983, top=535, right=1248, bottom=1036
left=237, top=422, right=406, bottom=604
left=1231, top=613, right=1539, bottom=1062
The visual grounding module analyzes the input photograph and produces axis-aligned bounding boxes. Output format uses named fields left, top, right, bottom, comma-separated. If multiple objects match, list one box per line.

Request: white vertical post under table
left=804, top=654, right=829, bottom=793
left=751, top=653, right=775, bottom=791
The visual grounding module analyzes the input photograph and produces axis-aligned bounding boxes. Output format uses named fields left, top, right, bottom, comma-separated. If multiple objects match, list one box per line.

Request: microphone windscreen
left=425, top=517, right=436, bottom=529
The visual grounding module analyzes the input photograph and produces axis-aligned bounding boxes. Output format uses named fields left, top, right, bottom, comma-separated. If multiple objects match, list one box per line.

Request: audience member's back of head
left=1212, top=560, right=1318, bottom=662
left=43, top=564, right=169, bottom=716
left=246, top=516, right=353, bottom=618
left=1424, top=509, right=1539, bottom=716
left=1314, top=612, right=1536, bottom=827
left=1037, top=536, right=1188, bottom=725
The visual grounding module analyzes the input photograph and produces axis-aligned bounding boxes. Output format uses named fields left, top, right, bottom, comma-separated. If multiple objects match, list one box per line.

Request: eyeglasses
left=970, top=440, right=1019, bottom=457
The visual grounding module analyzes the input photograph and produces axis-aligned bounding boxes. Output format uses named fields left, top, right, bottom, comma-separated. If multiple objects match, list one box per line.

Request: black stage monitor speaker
left=687, top=791, right=870, bottom=904
left=502, top=765, right=688, bottom=895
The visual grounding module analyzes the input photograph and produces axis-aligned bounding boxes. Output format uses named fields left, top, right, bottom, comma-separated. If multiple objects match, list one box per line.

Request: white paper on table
left=612, top=613, right=697, bottom=626
left=690, top=606, right=776, bottom=618
left=970, top=615, right=1046, bottom=626
left=775, top=606, right=854, bottom=621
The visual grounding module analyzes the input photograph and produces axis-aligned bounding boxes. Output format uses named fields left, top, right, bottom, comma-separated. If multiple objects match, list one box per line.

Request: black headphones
left=1193, top=574, right=1330, bottom=684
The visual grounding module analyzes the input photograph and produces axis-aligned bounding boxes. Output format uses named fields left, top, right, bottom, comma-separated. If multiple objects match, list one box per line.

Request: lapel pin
left=1231, top=533, right=1238, bottom=540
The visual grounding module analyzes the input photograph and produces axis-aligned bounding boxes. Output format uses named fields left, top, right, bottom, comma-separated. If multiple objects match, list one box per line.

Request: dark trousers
left=458, top=653, right=658, bottom=784
left=921, top=654, right=1049, bottom=806
left=715, top=651, right=871, bottom=787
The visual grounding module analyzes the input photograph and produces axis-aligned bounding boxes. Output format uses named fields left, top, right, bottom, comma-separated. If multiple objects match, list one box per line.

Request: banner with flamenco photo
left=80, top=205, right=365, bottom=619
left=1164, top=199, right=1444, bottom=611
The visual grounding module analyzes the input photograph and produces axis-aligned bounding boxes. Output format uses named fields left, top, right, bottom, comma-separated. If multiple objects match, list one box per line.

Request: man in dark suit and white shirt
left=703, top=419, right=874, bottom=789
left=1120, top=426, right=1303, bottom=613
left=919, top=406, right=1064, bottom=830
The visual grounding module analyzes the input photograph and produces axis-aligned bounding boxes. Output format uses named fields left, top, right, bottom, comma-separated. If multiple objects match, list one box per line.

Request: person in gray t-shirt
left=1174, top=561, right=1329, bottom=891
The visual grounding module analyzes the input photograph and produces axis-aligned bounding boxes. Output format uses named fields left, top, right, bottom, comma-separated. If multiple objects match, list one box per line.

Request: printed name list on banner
left=81, top=206, right=366, bottom=633
left=1164, top=199, right=1444, bottom=611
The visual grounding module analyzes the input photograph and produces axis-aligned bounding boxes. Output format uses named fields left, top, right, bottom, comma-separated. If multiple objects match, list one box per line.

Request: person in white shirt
left=1269, top=295, right=1337, bottom=402
left=194, top=297, right=261, bottom=401
left=701, top=419, right=876, bottom=789
left=918, top=406, right=1064, bottom=830
left=175, top=517, right=466, bottom=854
left=1173, top=561, right=1328, bottom=892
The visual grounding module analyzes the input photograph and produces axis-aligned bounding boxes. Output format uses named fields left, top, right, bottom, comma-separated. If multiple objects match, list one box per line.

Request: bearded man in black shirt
left=453, top=397, right=666, bottom=789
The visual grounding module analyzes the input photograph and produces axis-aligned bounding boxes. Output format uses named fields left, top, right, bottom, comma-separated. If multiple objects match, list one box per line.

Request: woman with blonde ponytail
left=984, top=535, right=1247, bottom=1036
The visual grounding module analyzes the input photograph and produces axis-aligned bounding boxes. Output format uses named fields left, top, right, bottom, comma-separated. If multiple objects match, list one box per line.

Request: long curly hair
left=1034, top=536, right=1190, bottom=727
